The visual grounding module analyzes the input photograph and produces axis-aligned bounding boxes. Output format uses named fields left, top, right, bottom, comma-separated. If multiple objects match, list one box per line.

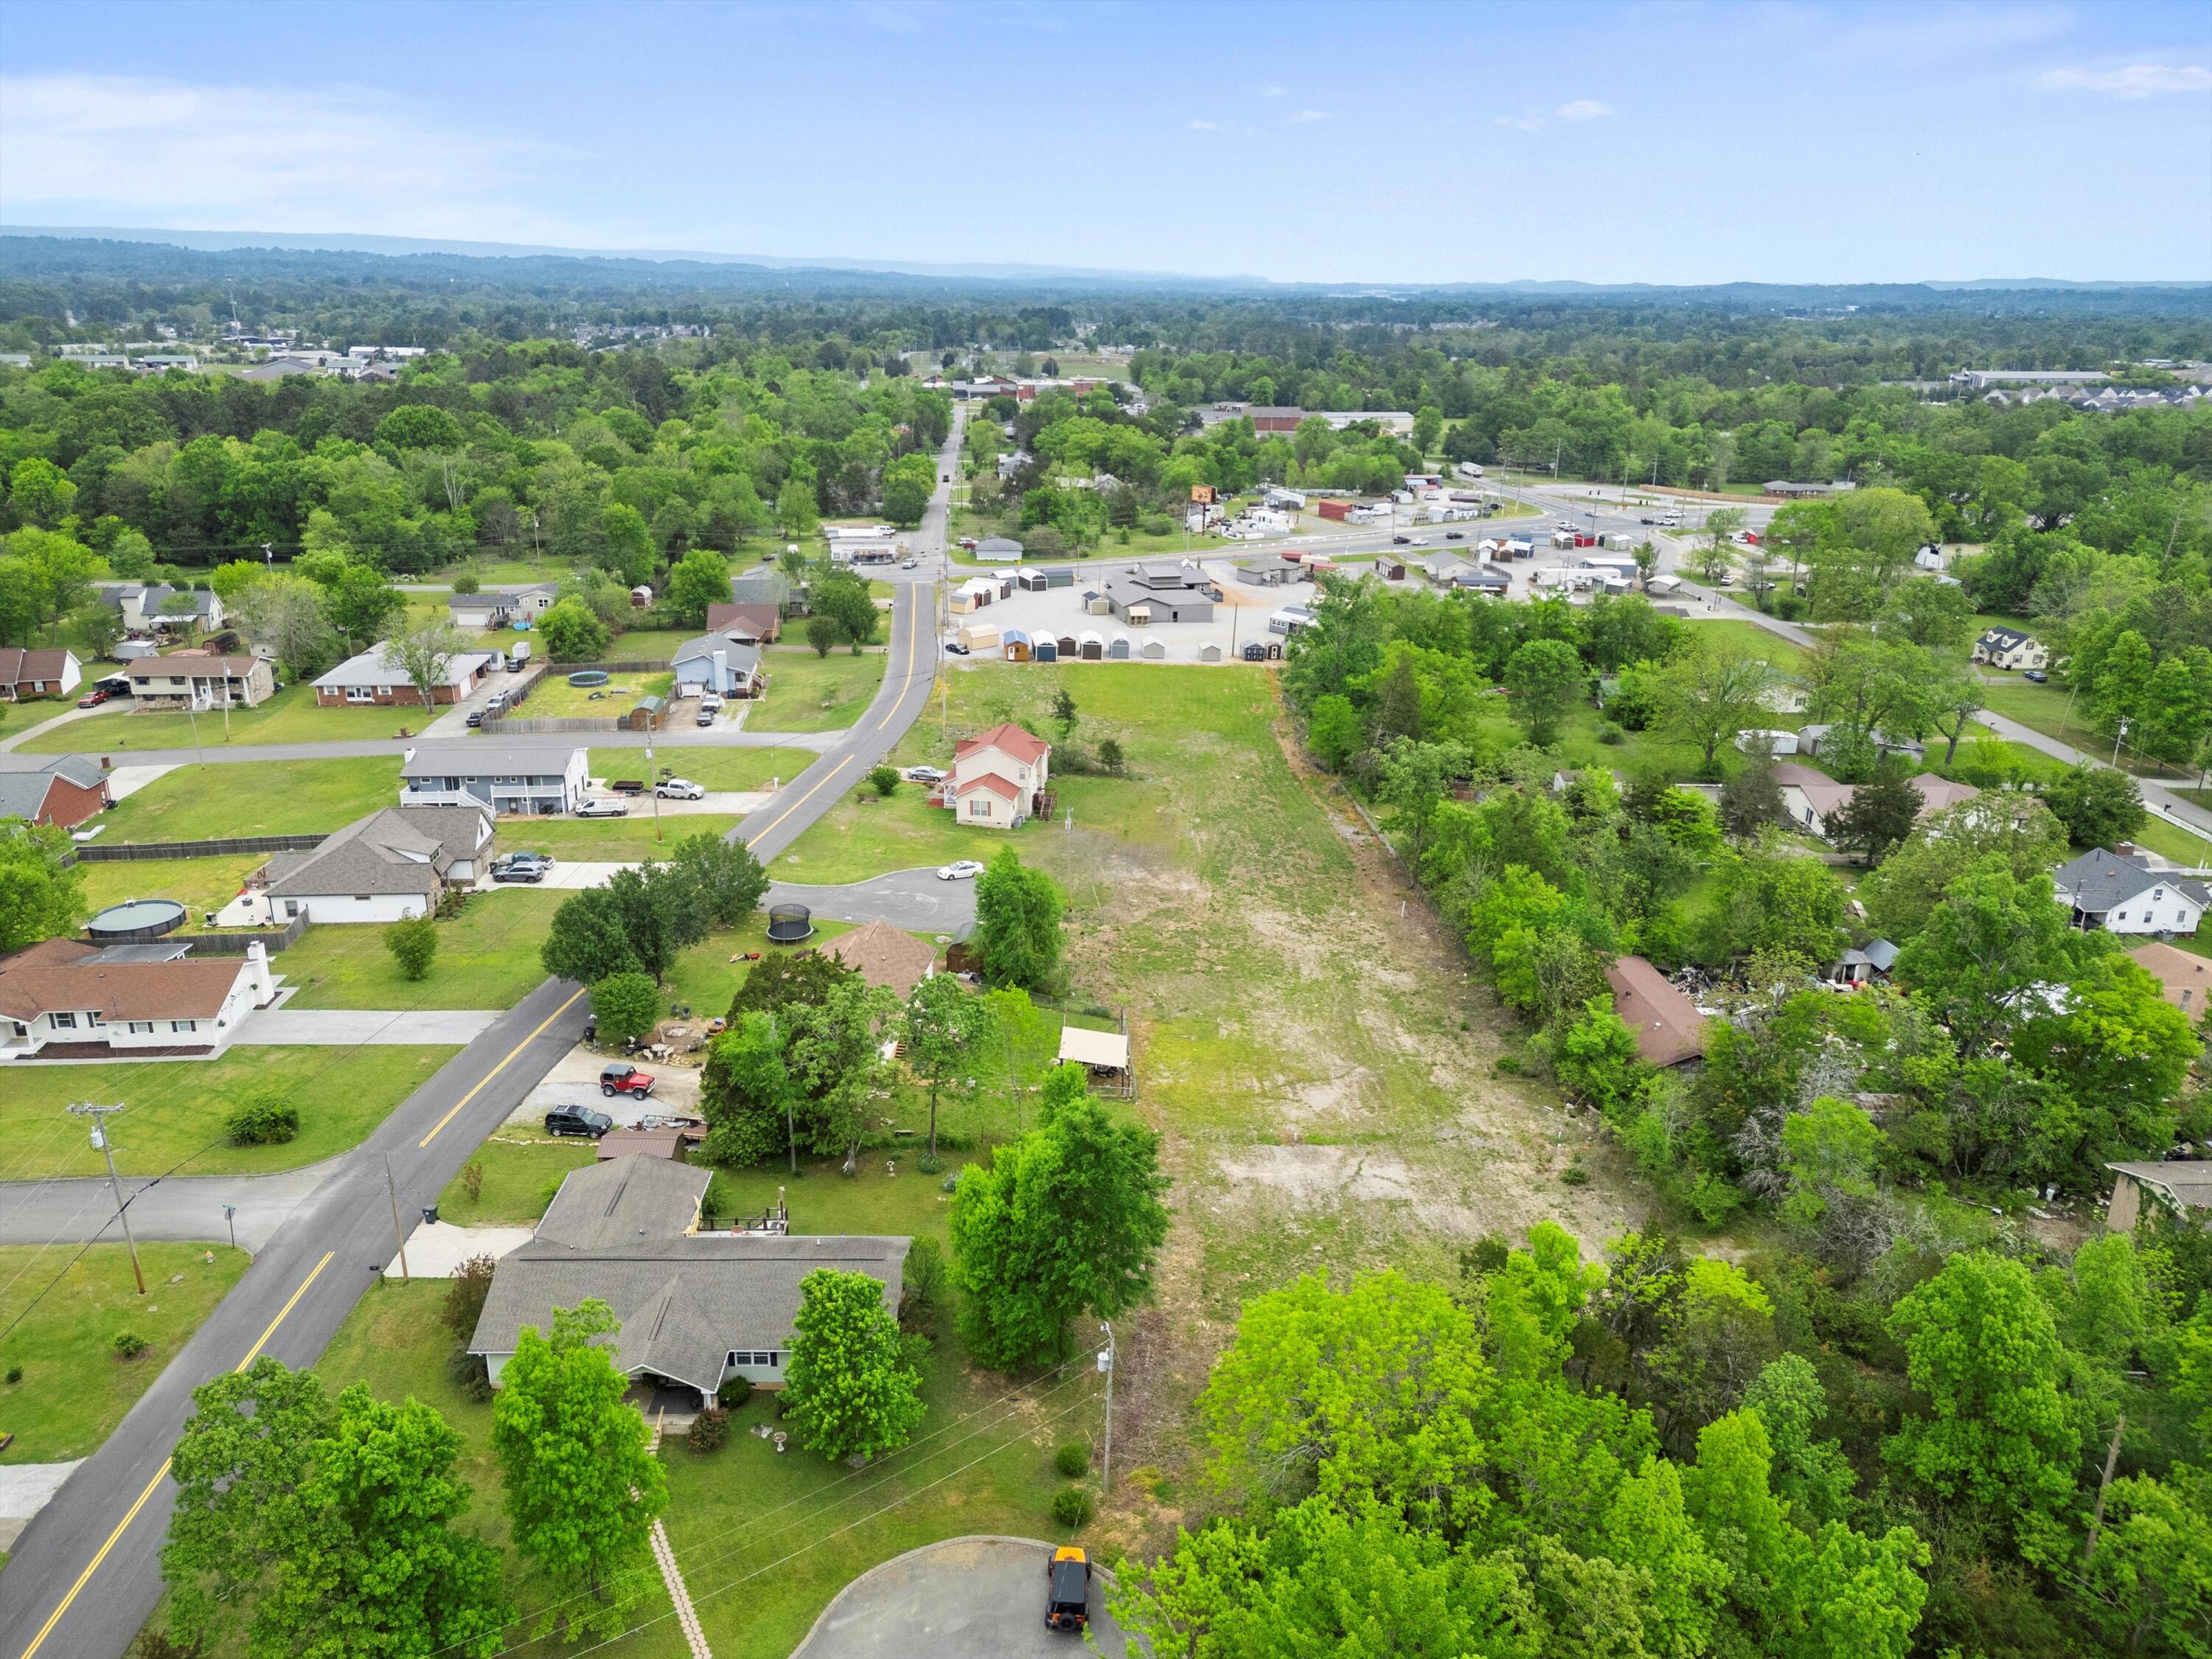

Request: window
left=344, top=686, right=373, bottom=703
left=969, top=798, right=991, bottom=818
left=171, top=1020, right=196, bottom=1033
left=128, top=1020, right=154, bottom=1034
left=2118, top=912, right=2128, bottom=922
left=50, top=1012, right=77, bottom=1029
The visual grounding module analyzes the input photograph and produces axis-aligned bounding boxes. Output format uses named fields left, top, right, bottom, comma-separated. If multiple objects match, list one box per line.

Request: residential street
left=0, top=1158, right=344, bottom=1252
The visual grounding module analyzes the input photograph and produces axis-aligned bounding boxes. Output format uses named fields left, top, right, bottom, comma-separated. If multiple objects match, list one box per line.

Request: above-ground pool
left=85, top=897, right=189, bottom=942
left=567, top=670, right=610, bottom=687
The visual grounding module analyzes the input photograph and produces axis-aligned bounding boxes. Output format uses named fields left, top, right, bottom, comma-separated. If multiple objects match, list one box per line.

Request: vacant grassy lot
left=771, top=782, right=1031, bottom=883
left=3, top=1047, right=458, bottom=1179
left=279, top=888, right=563, bottom=1009
left=1686, top=615, right=1809, bottom=675
left=95, top=757, right=403, bottom=841
left=77, top=853, right=265, bottom=925
left=498, top=815, right=745, bottom=862
left=661, top=916, right=857, bottom=1018
left=0, top=1244, right=250, bottom=1464
left=754, top=649, right=886, bottom=732
left=19, top=683, right=420, bottom=754
left=435, top=1137, right=597, bottom=1226
left=586, top=746, right=807, bottom=793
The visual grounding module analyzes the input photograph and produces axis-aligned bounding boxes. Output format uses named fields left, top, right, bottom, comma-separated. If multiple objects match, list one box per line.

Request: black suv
left=544, top=1106, right=613, bottom=1138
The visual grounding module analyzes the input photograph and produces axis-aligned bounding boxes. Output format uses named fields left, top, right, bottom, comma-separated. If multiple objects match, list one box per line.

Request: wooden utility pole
left=383, top=1154, right=411, bottom=1282
left=69, top=1104, right=145, bottom=1295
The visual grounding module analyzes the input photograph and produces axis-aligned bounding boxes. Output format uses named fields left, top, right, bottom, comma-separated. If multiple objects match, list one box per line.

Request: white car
left=575, top=798, right=628, bottom=818
left=900, top=557, right=918, bottom=569
left=655, top=779, right=706, bottom=801
left=936, top=860, right=986, bottom=881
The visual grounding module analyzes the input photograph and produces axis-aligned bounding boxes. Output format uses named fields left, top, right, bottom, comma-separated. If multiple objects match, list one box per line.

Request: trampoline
left=86, top=898, right=188, bottom=942
left=568, top=670, right=611, bottom=687
left=766, top=903, right=814, bottom=943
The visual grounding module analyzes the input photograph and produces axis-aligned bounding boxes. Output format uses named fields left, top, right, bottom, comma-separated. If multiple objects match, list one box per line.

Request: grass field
left=496, top=815, right=745, bottom=861
left=523, top=671, right=673, bottom=717
left=435, top=1137, right=596, bottom=1226
left=661, top=916, right=858, bottom=1018
left=95, top=757, right=403, bottom=841
left=773, top=780, right=1033, bottom=884
left=278, top=888, right=564, bottom=1009
left=18, top=684, right=422, bottom=754
left=77, top=853, right=265, bottom=925
left=754, top=649, right=887, bottom=732
left=2, top=1047, right=459, bottom=1178
left=586, top=746, right=808, bottom=793
left=0, top=697, right=69, bottom=742
left=0, top=1244, right=251, bottom=1464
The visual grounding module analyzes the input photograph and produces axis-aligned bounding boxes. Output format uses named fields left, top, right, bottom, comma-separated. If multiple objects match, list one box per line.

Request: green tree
left=386, top=619, right=472, bottom=709
left=973, top=846, right=1063, bottom=992
left=1828, top=760, right=1921, bottom=866
left=1651, top=631, right=1778, bottom=773
left=698, top=1009, right=797, bottom=1168
left=813, top=571, right=877, bottom=649
left=1553, top=995, right=1646, bottom=1121
left=805, top=613, right=838, bottom=656
left=880, top=471, right=929, bottom=526
left=539, top=888, right=642, bottom=985
left=868, top=764, right=900, bottom=798
left=776, top=476, right=820, bottom=538
left=1740, top=1354, right=1856, bottom=1526
left=950, top=1068, right=1170, bottom=1370
left=8, top=456, right=77, bottom=526
left=1306, top=692, right=1361, bottom=771
left=383, top=914, right=439, bottom=981
left=2041, top=762, right=2146, bottom=849
left=1719, top=735, right=1785, bottom=837
left=785, top=975, right=898, bottom=1163
left=664, top=545, right=731, bottom=628
left=663, top=830, right=768, bottom=928
left=491, top=1300, right=667, bottom=1641
left=904, top=970, right=995, bottom=1165
left=1893, top=858, right=2083, bottom=1055
left=598, top=501, right=656, bottom=587
left=1694, top=508, right=1745, bottom=582
left=588, top=970, right=662, bottom=1045
left=1883, top=1251, right=2081, bottom=1528
left=1503, top=637, right=1585, bottom=747
left=0, top=817, right=86, bottom=953
left=374, top=405, right=466, bottom=451
left=1859, top=793, right=2068, bottom=939
left=326, top=566, right=405, bottom=654
left=781, top=1267, right=925, bottom=1463
left=537, top=595, right=611, bottom=662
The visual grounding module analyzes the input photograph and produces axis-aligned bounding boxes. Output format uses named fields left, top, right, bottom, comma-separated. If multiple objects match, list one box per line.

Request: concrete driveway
left=237, top=1007, right=503, bottom=1045
left=791, top=1536, right=1138, bottom=1659
left=766, top=869, right=978, bottom=935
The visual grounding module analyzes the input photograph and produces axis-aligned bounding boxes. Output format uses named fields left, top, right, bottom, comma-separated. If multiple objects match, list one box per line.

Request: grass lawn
left=661, top=916, right=857, bottom=1019
left=95, top=757, right=403, bottom=841
left=754, top=650, right=887, bottom=732
left=278, top=889, right=564, bottom=1009
left=523, top=671, right=672, bottom=718
left=1979, top=678, right=2096, bottom=751
left=0, top=1244, right=251, bottom=1464
left=1686, top=616, right=1808, bottom=676
left=0, top=697, right=71, bottom=742
left=436, top=1137, right=597, bottom=1226
left=2131, top=814, right=2212, bottom=869
left=77, top=853, right=265, bottom=926
left=773, top=782, right=1032, bottom=884
left=586, top=746, right=809, bottom=793
left=497, top=815, right=745, bottom=861
left=599, top=628, right=698, bottom=662
left=18, top=684, right=424, bottom=754
left=2, top=1047, right=459, bottom=1179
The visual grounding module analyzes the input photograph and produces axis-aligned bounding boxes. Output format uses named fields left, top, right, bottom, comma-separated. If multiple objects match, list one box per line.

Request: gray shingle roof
left=670, top=636, right=763, bottom=673
left=0, top=754, right=106, bottom=818
left=265, top=805, right=490, bottom=899
left=2052, top=848, right=2211, bottom=913
left=400, top=742, right=581, bottom=779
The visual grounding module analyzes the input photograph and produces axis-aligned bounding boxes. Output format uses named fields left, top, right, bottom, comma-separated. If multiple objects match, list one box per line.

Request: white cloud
left=0, top=72, right=602, bottom=244
left=1554, top=99, right=1613, bottom=121
left=1285, top=108, right=1330, bottom=123
left=2034, top=63, right=2212, bottom=97
left=1189, top=119, right=1220, bottom=130
left=1262, top=84, right=1287, bottom=97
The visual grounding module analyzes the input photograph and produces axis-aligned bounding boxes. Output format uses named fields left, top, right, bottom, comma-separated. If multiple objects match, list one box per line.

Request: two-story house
left=946, top=723, right=1051, bottom=828
left=122, top=654, right=275, bottom=709
left=398, top=742, right=588, bottom=815
left=1971, top=627, right=2050, bottom=672
left=2052, top=848, right=2207, bottom=937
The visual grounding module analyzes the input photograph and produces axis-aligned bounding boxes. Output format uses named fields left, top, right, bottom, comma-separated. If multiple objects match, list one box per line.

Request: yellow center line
left=876, top=583, right=919, bottom=731
left=17, top=1249, right=336, bottom=1659
left=417, top=984, right=588, bottom=1148
left=745, top=755, right=855, bottom=852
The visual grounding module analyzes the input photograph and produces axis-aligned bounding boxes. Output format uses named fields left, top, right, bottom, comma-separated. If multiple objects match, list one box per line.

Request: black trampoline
left=766, top=902, right=813, bottom=943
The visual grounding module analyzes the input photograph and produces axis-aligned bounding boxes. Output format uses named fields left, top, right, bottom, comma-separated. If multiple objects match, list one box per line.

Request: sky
left=1, top=0, right=2208, bottom=286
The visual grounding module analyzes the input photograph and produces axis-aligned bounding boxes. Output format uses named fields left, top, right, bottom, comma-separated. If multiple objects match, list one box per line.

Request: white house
left=313, top=646, right=498, bottom=707
left=263, top=805, right=496, bottom=923
left=0, top=939, right=276, bottom=1058
left=1971, top=627, right=2050, bottom=672
left=973, top=536, right=1026, bottom=563
left=947, top=722, right=1051, bottom=828
left=2051, top=848, right=2208, bottom=936
left=0, top=647, right=82, bottom=700
left=399, top=742, right=588, bottom=815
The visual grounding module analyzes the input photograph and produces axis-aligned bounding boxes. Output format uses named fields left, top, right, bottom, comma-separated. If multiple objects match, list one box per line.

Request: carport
left=1059, top=1025, right=1133, bottom=1098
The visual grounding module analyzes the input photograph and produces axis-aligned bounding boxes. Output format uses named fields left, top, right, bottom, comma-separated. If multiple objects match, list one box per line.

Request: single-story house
left=2104, top=1161, right=2212, bottom=1233
left=446, top=585, right=557, bottom=630
left=1972, top=627, right=2050, bottom=672
left=1604, top=954, right=1708, bottom=1068
left=2051, top=848, right=2208, bottom=936
left=670, top=635, right=763, bottom=698
left=399, top=742, right=588, bottom=816
left=0, top=647, right=83, bottom=700
left=123, top=654, right=274, bottom=709
left=1454, top=565, right=1512, bottom=594
left=264, top=804, right=495, bottom=923
left=824, top=920, right=936, bottom=998
left=1831, top=938, right=1900, bottom=985
left=949, top=722, right=1051, bottom=828
left=0, top=937, right=276, bottom=1058
left=1756, top=677, right=1811, bottom=717
left=729, top=568, right=793, bottom=611
left=0, top=754, right=111, bottom=830
left=704, top=602, right=781, bottom=644
left=1773, top=762, right=1860, bottom=840
left=313, top=646, right=498, bottom=707
left=973, top=537, right=1025, bottom=564
left=468, top=1155, right=908, bottom=1405
left=2128, top=940, right=2211, bottom=1015
left=596, top=1125, right=701, bottom=1163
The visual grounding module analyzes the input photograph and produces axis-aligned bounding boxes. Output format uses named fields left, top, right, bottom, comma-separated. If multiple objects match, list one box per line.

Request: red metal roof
left=953, top=723, right=1049, bottom=766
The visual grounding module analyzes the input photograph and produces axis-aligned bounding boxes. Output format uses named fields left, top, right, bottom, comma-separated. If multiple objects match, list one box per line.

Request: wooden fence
left=67, top=833, right=327, bottom=863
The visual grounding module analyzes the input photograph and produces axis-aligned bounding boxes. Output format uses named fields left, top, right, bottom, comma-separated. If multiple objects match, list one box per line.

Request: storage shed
left=1078, top=631, right=1105, bottom=661
left=1107, top=634, right=1131, bottom=661
left=1001, top=628, right=1031, bottom=663
left=1034, top=637, right=1060, bottom=663
left=1199, top=642, right=1223, bottom=663
left=1140, top=639, right=1166, bottom=660
left=958, top=624, right=1001, bottom=653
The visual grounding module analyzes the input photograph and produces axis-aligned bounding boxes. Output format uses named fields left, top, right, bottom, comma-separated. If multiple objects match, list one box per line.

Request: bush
left=384, top=914, right=439, bottom=981
left=445, top=1346, right=493, bottom=1403
left=1560, top=1159, right=1591, bottom=1186
left=688, top=1408, right=730, bottom=1452
left=1054, top=1440, right=1091, bottom=1478
left=1097, top=737, right=1124, bottom=774
left=1051, top=1485, right=1095, bottom=1528
left=717, top=1375, right=754, bottom=1410
left=112, top=1331, right=149, bottom=1361
left=590, top=970, right=664, bottom=1046
left=869, top=765, right=900, bottom=798
left=1596, top=723, right=1626, bottom=746
left=225, top=1091, right=299, bottom=1147
left=443, top=1253, right=497, bottom=1337
left=5, top=1363, right=23, bottom=1384
left=459, top=1160, right=485, bottom=1202
left=452, top=571, right=481, bottom=595
left=132, top=1632, right=206, bottom=1659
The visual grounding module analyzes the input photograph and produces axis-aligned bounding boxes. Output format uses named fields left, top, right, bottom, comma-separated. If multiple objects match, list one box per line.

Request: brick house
left=0, top=754, right=111, bottom=830
left=0, top=647, right=83, bottom=700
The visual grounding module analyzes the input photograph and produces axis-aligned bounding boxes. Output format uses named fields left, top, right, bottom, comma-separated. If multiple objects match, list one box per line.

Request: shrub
left=132, top=1632, right=206, bottom=1659
left=1560, top=1159, right=1591, bottom=1186
left=538, top=1175, right=568, bottom=1214
left=688, top=1408, right=730, bottom=1453
left=1097, top=737, right=1124, bottom=774
left=1596, top=722, right=1626, bottom=746
left=459, top=1159, right=485, bottom=1202
left=1054, top=1440, right=1091, bottom=1478
left=445, top=1346, right=493, bottom=1403
left=443, top=1253, right=497, bottom=1336
left=717, top=1375, right=754, bottom=1410
left=225, top=1091, right=299, bottom=1147
left=1051, top=1485, right=1094, bottom=1528
left=900, top=1236, right=948, bottom=1333
left=384, top=914, right=439, bottom=981
left=112, top=1332, right=149, bottom=1360
left=5, top=1363, right=22, bottom=1384
left=452, top=571, right=481, bottom=595
left=869, top=765, right=900, bottom=798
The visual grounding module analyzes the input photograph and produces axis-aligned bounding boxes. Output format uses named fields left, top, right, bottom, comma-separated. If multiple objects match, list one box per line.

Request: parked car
left=490, top=858, right=546, bottom=883
left=576, top=798, right=628, bottom=818
left=600, top=1062, right=655, bottom=1098
left=696, top=706, right=717, bottom=726
left=905, top=765, right=947, bottom=783
left=656, top=778, right=705, bottom=800
left=1391, top=535, right=1411, bottom=545
left=1045, top=1545, right=1092, bottom=1634
left=1639, top=515, right=1658, bottom=525
left=2024, top=669, right=2049, bottom=683
left=1444, top=531, right=1464, bottom=540
left=76, top=686, right=110, bottom=708
left=936, top=860, right=987, bottom=881
left=465, top=709, right=487, bottom=728
left=900, top=557, right=918, bottom=569
left=945, top=641, right=971, bottom=656
left=545, top=1105, right=613, bottom=1138
left=958, top=537, right=978, bottom=551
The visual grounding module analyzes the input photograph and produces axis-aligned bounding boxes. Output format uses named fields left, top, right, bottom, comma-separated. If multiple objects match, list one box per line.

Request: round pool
left=86, top=898, right=189, bottom=942
left=568, top=670, right=610, bottom=688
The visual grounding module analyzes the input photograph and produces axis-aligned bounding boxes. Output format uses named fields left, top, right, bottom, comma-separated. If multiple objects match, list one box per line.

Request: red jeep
left=600, top=1063, right=655, bottom=1098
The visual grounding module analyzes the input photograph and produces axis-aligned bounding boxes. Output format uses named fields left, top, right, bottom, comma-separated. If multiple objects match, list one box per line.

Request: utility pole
left=1098, top=1321, right=1116, bottom=1495
left=383, top=1154, right=410, bottom=1281
left=70, top=1104, right=145, bottom=1295
left=2113, top=717, right=2129, bottom=769
left=647, top=731, right=662, bottom=842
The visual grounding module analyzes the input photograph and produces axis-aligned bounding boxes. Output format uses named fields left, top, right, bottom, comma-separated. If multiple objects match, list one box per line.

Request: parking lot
left=950, top=557, right=1324, bottom=664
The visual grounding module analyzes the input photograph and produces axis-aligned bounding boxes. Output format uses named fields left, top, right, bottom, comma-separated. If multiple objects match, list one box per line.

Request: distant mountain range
left=3, top=225, right=2202, bottom=293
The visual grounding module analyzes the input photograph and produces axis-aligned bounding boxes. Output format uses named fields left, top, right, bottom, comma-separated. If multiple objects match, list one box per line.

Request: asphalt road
left=0, top=1158, right=344, bottom=1253
left=765, top=869, right=978, bottom=934
left=790, top=1535, right=1136, bottom=1659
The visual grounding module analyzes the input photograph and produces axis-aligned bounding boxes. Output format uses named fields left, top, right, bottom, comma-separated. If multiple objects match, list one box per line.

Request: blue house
left=671, top=634, right=763, bottom=698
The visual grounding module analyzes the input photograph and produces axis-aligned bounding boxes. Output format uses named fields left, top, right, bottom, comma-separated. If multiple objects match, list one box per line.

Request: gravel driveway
left=791, top=1535, right=1138, bottom=1659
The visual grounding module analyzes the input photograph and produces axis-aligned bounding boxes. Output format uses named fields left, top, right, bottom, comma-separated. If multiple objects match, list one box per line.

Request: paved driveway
left=237, top=1007, right=503, bottom=1045
left=766, top=869, right=978, bottom=935
left=791, top=1536, right=1138, bottom=1659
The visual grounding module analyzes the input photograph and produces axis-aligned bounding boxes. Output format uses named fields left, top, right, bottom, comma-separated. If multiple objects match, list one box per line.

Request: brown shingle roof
left=705, top=602, right=780, bottom=641
left=824, top=919, right=937, bottom=998
left=2129, top=941, right=2212, bottom=1013
left=1604, top=954, right=1708, bottom=1068
left=0, top=939, right=251, bottom=1023
left=0, top=647, right=74, bottom=686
